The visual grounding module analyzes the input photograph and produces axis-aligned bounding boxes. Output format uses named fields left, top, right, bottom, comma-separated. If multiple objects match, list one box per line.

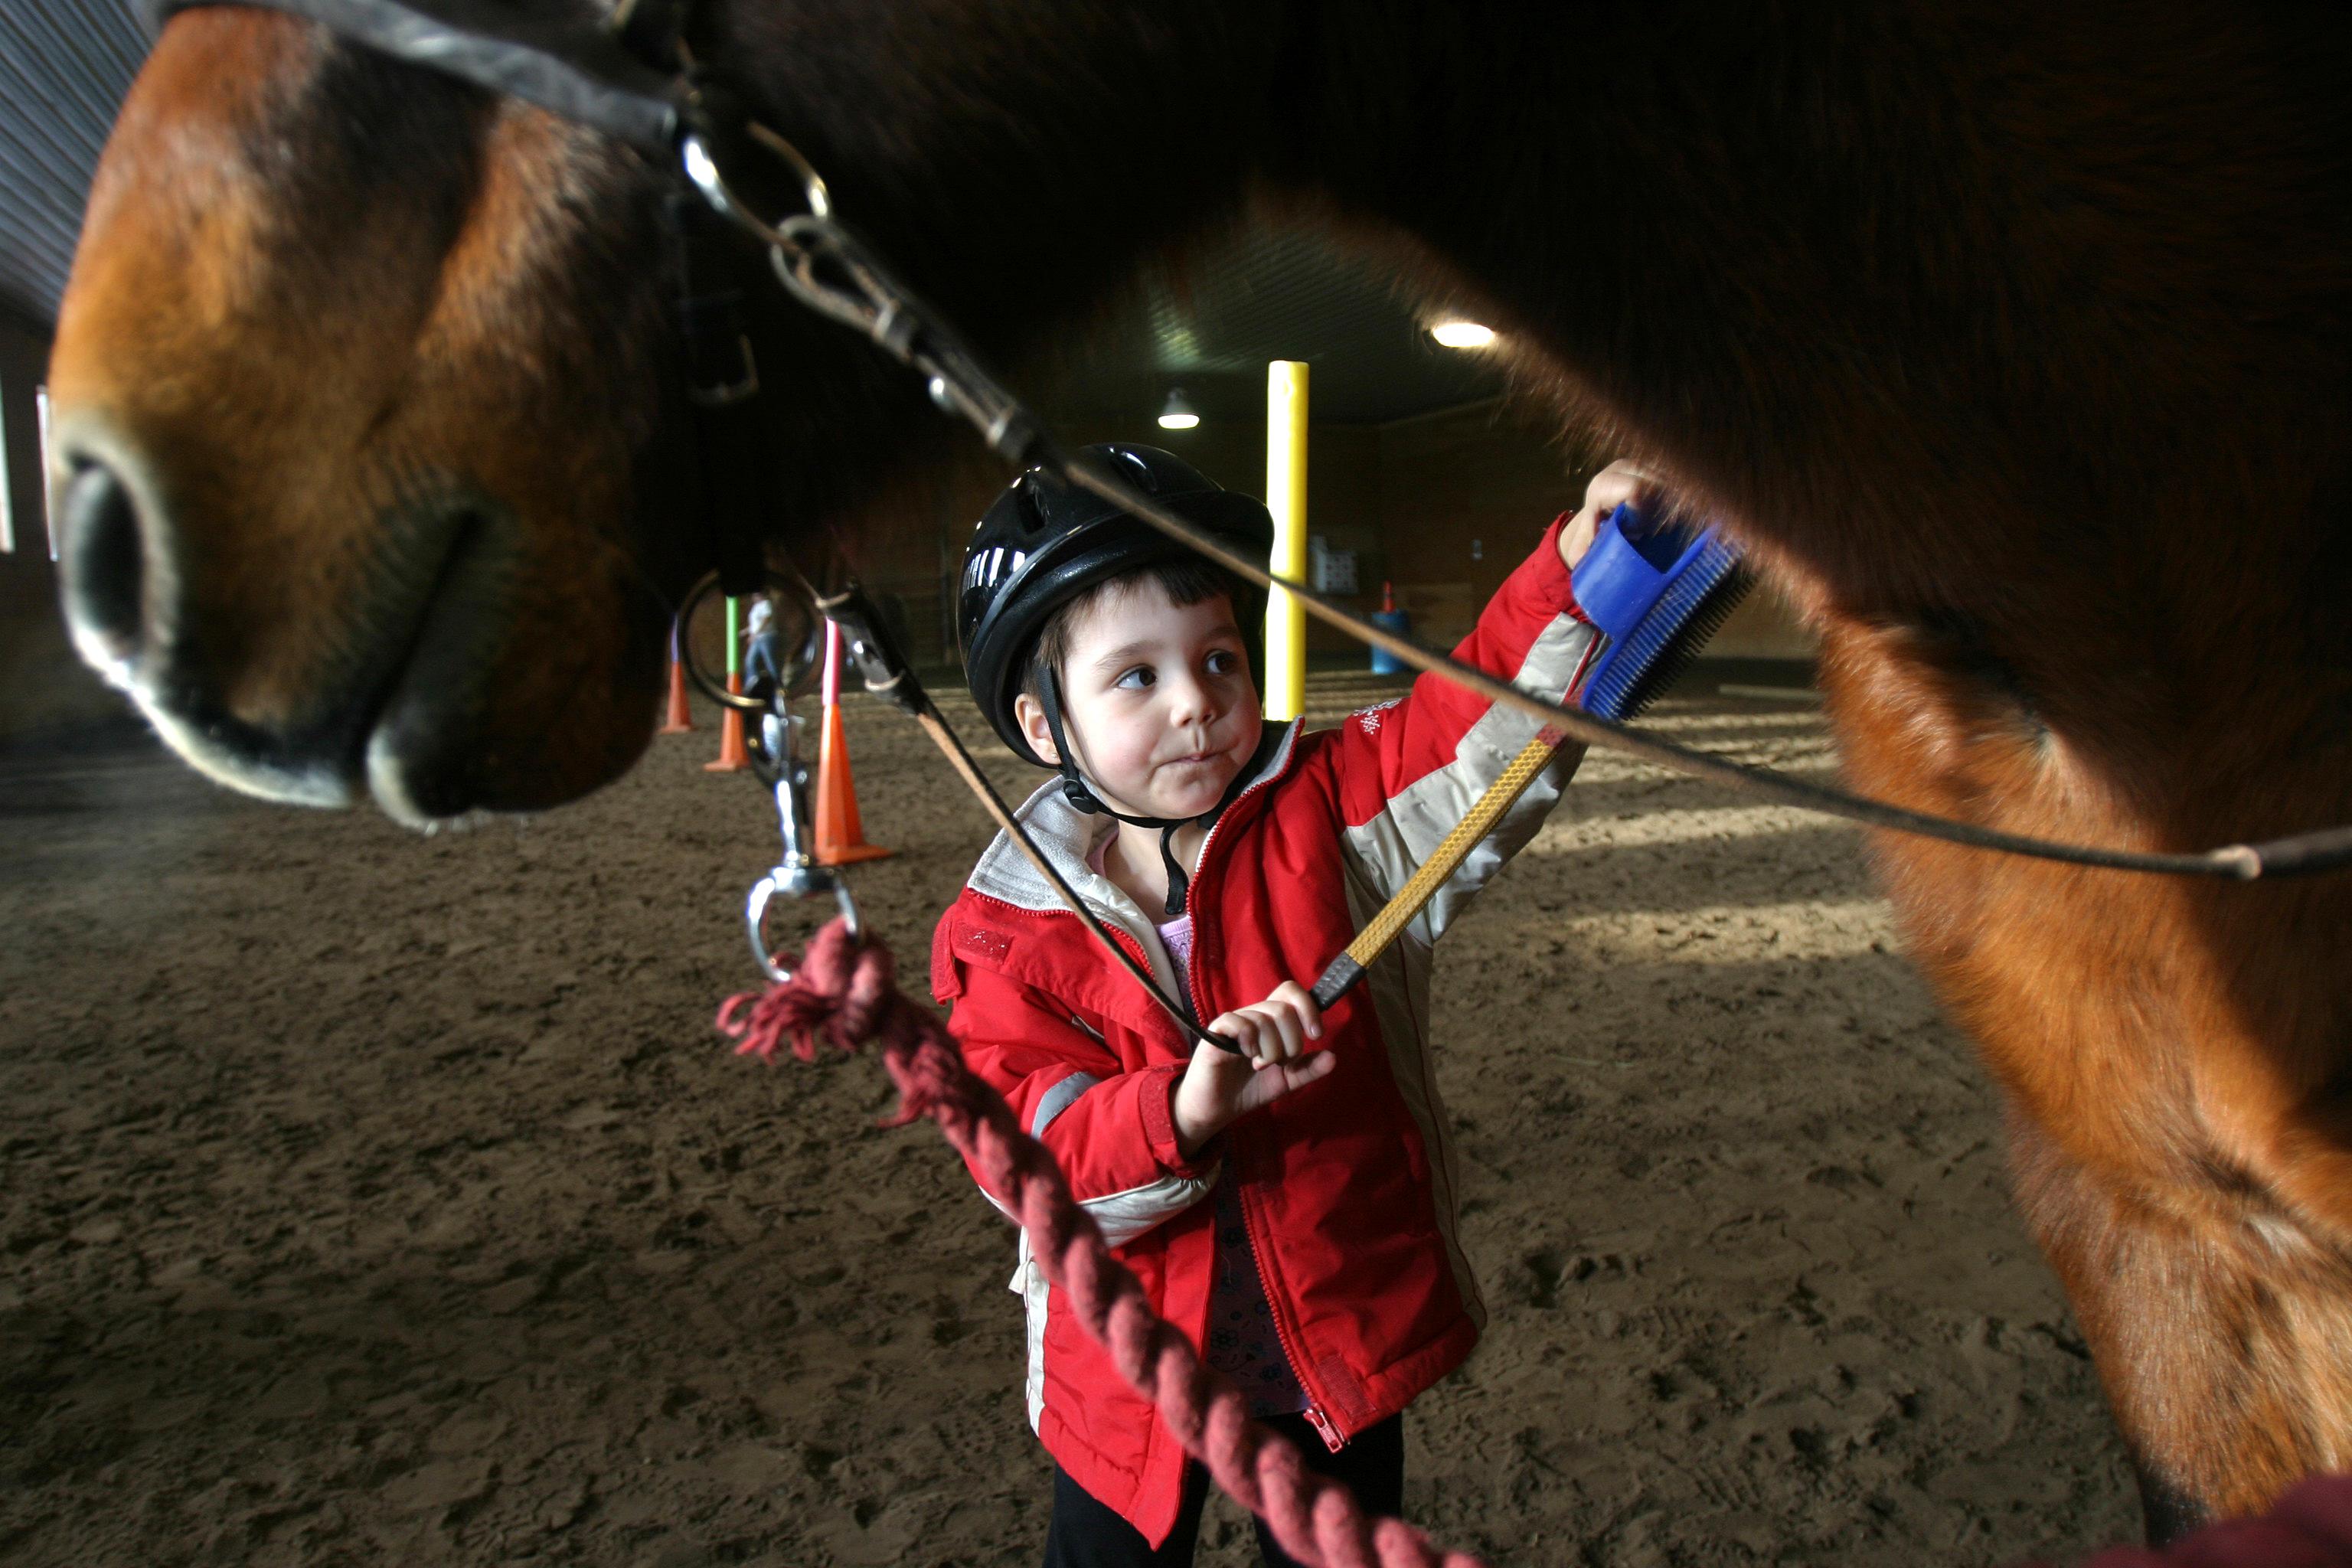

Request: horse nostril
left=57, top=458, right=149, bottom=667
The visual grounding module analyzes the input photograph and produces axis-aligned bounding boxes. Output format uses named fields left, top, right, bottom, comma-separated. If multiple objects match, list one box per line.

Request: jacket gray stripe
left=1031, top=1071, right=1215, bottom=1245
left=1082, top=1167, right=1220, bottom=1248
left=1031, top=1071, right=1102, bottom=1138
left=1344, top=612, right=1596, bottom=942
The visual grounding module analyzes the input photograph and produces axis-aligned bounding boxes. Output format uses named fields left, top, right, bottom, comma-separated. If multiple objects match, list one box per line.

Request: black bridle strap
left=665, top=188, right=776, bottom=596
left=141, top=0, right=688, bottom=155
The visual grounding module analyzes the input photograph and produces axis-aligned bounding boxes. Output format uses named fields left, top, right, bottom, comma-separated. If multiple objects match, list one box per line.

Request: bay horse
left=44, top=0, right=2352, bottom=1544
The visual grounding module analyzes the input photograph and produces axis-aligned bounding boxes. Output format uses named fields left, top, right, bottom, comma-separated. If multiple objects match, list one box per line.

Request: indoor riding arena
left=8, top=5, right=2350, bottom=1568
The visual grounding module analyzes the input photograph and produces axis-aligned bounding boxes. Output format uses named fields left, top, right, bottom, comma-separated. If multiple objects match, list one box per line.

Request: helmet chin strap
left=1037, top=669, right=1239, bottom=920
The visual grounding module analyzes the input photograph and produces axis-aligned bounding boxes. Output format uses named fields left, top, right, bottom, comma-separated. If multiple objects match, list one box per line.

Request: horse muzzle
left=52, top=413, right=524, bottom=825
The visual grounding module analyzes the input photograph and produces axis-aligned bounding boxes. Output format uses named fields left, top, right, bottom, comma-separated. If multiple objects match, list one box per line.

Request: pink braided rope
left=717, top=917, right=1480, bottom=1568
left=718, top=920, right=2352, bottom=1568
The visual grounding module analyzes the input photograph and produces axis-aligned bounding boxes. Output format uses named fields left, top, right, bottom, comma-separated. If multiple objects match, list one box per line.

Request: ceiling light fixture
left=1429, top=319, right=1498, bottom=350
left=1157, top=388, right=1201, bottom=430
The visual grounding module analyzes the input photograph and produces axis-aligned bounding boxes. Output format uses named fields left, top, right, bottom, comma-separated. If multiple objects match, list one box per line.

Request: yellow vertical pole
left=1264, top=360, right=1308, bottom=721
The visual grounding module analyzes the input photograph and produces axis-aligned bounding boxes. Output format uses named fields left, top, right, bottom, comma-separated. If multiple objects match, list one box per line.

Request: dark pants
left=1040, top=1413, right=1405, bottom=1568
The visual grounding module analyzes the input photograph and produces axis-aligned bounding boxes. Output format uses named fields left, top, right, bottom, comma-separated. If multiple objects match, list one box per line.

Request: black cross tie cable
left=1048, top=456, right=2352, bottom=881
left=704, top=156, right=2352, bottom=884
left=815, top=587, right=1246, bottom=1056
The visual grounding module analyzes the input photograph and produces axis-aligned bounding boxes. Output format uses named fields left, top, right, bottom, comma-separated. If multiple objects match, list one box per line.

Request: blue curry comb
left=1569, top=502, right=1753, bottom=720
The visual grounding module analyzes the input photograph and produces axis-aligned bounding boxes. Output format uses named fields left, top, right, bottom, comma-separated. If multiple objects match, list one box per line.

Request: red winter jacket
left=931, top=518, right=1595, bottom=1547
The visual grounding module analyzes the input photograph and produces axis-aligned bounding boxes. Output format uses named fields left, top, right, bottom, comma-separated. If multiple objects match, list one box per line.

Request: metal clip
left=679, top=124, right=831, bottom=254
left=744, top=697, right=860, bottom=983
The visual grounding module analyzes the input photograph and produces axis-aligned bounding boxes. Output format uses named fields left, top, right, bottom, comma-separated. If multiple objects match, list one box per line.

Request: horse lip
left=112, top=488, right=511, bottom=821
left=130, top=691, right=361, bottom=809
left=361, top=508, right=518, bottom=826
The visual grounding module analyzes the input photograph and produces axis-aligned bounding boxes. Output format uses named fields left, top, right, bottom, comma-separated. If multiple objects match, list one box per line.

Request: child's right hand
left=1172, top=982, right=1338, bottom=1158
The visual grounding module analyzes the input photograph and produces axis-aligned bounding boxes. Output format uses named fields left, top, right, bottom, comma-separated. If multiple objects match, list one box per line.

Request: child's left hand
left=1171, top=982, right=1338, bottom=1158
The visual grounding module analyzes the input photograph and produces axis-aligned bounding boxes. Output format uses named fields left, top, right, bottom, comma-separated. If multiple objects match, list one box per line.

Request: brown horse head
left=49, top=0, right=1268, bottom=820
left=56, top=8, right=661, bottom=817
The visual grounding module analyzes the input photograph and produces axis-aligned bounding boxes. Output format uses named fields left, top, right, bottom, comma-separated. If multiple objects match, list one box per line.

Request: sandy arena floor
left=0, top=672, right=2140, bottom=1566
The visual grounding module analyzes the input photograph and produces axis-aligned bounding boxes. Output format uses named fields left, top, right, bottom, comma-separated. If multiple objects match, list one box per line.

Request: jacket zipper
left=1176, top=724, right=1288, bottom=923
left=1014, top=727, right=1341, bottom=1446
left=1231, top=1174, right=1348, bottom=1452
left=1178, top=760, right=1348, bottom=1453
left=1302, top=1404, right=1345, bottom=1452
left=1042, top=916, right=1354, bottom=1451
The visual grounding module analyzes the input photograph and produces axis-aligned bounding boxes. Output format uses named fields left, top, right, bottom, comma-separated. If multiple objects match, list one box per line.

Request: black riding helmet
left=957, top=443, right=1276, bottom=916
left=959, top=444, right=1275, bottom=763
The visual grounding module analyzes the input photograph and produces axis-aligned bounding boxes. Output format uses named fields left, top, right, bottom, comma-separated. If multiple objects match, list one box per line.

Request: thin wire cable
left=909, top=704, right=1240, bottom=1056
left=1050, top=456, right=2352, bottom=882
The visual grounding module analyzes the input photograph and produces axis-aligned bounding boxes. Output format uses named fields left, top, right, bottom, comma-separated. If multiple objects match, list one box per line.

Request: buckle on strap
left=679, top=291, right=759, bottom=407
left=606, top=0, right=688, bottom=70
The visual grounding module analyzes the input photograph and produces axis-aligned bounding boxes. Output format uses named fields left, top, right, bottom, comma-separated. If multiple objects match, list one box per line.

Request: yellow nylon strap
left=1343, top=729, right=1566, bottom=967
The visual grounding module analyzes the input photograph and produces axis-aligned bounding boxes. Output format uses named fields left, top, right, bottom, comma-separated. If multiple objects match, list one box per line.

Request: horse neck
left=1282, top=5, right=2352, bottom=616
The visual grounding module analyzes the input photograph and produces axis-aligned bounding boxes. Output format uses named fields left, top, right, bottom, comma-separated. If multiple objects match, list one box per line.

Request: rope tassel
left=717, top=919, right=1482, bottom=1568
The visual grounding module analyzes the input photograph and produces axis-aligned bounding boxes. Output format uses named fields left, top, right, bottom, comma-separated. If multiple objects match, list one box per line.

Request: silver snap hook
left=740, top=692, right=861, bottom=984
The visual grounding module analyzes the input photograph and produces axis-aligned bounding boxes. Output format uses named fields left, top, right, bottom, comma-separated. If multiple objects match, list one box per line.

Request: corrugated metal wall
left=0, top=0, right=145, bottom=327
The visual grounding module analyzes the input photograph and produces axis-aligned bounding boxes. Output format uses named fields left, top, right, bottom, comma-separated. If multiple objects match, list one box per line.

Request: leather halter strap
left=143, top=0, right=776, bottom=595
left=140, top=0, right=689, bottom=155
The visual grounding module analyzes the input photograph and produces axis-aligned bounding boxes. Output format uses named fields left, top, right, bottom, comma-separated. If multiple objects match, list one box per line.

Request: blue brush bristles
left=1570, top=504, right=1752, bottom=721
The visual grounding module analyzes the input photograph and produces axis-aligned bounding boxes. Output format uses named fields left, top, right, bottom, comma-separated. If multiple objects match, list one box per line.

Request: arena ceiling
left=1, top=0, right=1507, bottom=426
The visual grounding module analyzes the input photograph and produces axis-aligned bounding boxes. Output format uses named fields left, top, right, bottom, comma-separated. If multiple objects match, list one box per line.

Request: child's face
left=1017, top=578, right=1263, bottom=821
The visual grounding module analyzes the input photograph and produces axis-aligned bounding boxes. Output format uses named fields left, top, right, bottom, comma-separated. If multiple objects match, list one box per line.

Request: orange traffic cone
left=813, top=621, right=893, bottom=864
left=658, top=639, right=694, bottom=733
left=704, top=673, right=750, bottom=772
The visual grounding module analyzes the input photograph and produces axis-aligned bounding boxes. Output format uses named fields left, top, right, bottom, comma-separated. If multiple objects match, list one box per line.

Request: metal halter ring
left=746, top=871, right=861, bottom=985
left=742, top=698, right=864, bottom=983
left=675, top=570, right=823, bottom=714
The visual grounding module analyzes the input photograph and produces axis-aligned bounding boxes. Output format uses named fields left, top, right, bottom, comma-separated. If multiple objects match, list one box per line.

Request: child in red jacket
left=937, top=443, right=1645, bottom=1566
